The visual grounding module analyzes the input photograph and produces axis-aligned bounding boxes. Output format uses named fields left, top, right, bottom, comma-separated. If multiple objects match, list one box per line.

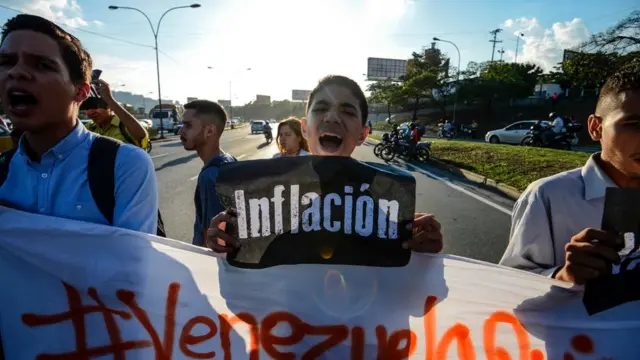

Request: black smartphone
left=583, top=187, right=640, bottom=315
left=91, top=69, right=102, bottom=82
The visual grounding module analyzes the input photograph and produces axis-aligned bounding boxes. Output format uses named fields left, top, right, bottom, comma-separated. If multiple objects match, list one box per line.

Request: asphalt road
left=151, top=128, right=514, bottom=264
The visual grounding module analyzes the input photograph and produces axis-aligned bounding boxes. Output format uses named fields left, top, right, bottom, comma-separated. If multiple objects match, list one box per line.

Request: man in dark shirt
left=179, top=100, right=236, bottom=246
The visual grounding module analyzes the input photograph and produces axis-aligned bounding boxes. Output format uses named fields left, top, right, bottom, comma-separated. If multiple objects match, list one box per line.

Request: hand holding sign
left=206, top=210, right=444, bottom=254
left=206, top=210, right=240, bottom=253
left=555, top=228, right=620, bottom=285
left=403, top=213, right=443, bottom=253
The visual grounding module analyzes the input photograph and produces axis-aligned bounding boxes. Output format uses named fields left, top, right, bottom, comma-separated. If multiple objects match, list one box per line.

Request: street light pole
left=433, top=37, right=461, bottom=123
left=514, top=33, right=524, bottom=63
left=228, top=68, right=251, bottom=121
left=108, top=4, right=201, bottom=139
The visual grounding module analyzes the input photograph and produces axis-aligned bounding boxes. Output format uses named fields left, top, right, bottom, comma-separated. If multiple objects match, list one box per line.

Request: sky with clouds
left=0, top=0, right=637, bottom=105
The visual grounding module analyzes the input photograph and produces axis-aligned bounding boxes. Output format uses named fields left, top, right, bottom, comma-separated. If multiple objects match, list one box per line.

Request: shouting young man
left=0, top=14, right=158, bottom=233
left=500, top=60, right=640, bottom=285
left=179, top=100, right=236, bottom=246
left=206, top=75, right=444, bottom=255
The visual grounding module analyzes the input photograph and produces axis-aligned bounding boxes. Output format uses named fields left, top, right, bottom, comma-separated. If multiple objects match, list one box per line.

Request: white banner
left=0, top=206, right=638, bottom=359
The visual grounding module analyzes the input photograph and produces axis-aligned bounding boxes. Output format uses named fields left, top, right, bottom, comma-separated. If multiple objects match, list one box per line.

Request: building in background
left=292, top=90, right=311, bottom=101
left=186, top=97, right=198, bottom=103
left=256, top=95, right=271, bottom=105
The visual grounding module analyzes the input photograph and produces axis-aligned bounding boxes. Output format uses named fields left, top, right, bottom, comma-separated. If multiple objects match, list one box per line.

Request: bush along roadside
left=368, top=134, right=590, bottom=192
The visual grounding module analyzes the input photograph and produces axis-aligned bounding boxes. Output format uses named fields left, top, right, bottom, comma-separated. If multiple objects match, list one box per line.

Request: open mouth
left=6, top=88, right=38, bottom=116
left=319, top=133, right=343, bottom=152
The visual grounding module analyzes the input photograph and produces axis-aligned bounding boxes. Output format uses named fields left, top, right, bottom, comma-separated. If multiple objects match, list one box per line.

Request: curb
left=424, top=157, right=522, bottom=200
left=367, top=137, right=522, bottom=200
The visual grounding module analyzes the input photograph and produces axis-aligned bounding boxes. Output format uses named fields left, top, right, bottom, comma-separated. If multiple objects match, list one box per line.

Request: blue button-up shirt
left=0, top=122, right=158, bottom=234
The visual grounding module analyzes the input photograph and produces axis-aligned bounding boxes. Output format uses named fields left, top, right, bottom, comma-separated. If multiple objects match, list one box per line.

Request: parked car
left=0, top=125, right=12, bottom=153
left=485, top=120, right=551, bottom=144
left=251, top=120, right=266, bottom=134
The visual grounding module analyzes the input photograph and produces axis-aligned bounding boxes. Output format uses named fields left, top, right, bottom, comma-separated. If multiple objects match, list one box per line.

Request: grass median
left=368, top=135, right=591, bottom=192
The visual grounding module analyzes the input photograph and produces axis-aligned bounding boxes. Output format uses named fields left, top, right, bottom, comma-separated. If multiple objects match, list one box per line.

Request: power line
left=0, top=4, right=153, bottom=49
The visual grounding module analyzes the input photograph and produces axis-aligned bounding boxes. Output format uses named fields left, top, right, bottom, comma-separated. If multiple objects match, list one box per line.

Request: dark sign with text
left=215, top=156, right=416, bottom=269
left=583, top=188, right=640, bottom=315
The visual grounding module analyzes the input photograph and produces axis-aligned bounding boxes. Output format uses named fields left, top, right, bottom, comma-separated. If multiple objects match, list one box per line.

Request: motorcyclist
left=408, top=122, right=420, bottom=158
left=543, top=112, right=565, bottom=145
left=390, top=123, right=401, bottom=141
left=443, top=119, right=454, bottom=138
left=263, top=121, right=273, bottom=141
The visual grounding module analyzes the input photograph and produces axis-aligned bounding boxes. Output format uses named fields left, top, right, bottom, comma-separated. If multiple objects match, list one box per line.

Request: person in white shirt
left=500, top=61, right=640, bottom=285
left=541, top=112, right=565, bottom=145
left=272, top=117, right=311, bottom=158
left=551, top=113, right=565, bottom=133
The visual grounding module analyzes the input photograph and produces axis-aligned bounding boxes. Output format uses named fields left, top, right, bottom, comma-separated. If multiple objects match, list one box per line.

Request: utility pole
left=498, top=48, right=505, bottom=61
left=489, top=28, right=503, bottom=62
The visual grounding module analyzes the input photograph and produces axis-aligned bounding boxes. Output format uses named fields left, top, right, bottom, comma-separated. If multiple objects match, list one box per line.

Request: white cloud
left=20, top=0, right=91, bottom=28
left=502, top=17, right=591, bottom=71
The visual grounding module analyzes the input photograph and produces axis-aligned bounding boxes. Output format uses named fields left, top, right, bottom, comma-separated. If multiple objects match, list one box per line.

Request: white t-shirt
left=552, top=117, right=565, bottom=133
left=272, top=149, right=311, bottom=158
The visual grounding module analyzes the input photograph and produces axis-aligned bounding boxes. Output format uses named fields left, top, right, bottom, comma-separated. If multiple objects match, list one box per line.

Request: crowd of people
left=0, top=13, right=639, bottom=293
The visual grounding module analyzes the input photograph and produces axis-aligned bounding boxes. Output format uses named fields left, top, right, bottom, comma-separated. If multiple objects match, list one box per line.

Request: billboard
left=292, top=90, right=311, bottom=101
left=256, top=95, right=271, bottom=104
left=186, top=97, right=198, bottom=103
left=366, top=57, right=407, bottom=81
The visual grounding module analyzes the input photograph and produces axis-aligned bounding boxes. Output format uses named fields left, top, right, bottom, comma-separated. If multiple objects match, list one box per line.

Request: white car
left=485, top=120, right=551, bottom=144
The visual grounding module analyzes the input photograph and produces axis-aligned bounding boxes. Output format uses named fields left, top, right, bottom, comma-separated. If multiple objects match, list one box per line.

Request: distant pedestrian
left=552, top=92, right=559, bottom=107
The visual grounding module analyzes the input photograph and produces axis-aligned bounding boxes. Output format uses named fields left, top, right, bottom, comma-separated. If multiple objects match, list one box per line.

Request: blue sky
left=0, top=0, right=637, bottom=105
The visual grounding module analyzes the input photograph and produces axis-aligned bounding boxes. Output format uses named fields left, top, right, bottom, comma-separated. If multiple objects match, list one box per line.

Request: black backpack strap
left=0, top=148, right=17, bottom=188
left=88, top=136, right=120, bottom=225
left=118, top=121, right=137, bottom=146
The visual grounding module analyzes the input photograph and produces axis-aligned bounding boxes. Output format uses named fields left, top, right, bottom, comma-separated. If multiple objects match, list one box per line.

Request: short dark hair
left=1, top=14, right=92, bottom=85
left=596, top=59, right=640, bottom=117
left=306, top=75, right=368, bottom=125
left=184, top=100, right=228, bottom=134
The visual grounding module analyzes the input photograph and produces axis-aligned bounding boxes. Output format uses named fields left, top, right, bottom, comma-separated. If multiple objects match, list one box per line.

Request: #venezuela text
left=21, top=282, right=546, bottom=360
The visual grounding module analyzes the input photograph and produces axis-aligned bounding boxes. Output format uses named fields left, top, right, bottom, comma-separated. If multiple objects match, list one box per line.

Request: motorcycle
left=264, top=129, right=273, bottom=144
left=458, top=124, right=474, bottom=139
left=521, top=122, right=582, bottom=150
left=379, top=138, right=431, bottom=163
left=373, top=132, right=395, bottom=157
left=437, top=124, right=455, bottom=140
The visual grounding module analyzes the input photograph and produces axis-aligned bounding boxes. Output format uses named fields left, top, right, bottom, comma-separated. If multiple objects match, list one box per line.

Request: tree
left=401, top=51, right=454, bottom=119
left=560, top=52, right=619, bottom=91
left=367, top=79, right=402, bottom=122
left=579, top=10, right=640, bottom=54
left=457, top=61, right=542, bottom=110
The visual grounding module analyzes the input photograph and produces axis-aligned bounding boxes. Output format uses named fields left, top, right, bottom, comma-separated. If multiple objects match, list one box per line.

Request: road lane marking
left=150, top=153, right=168, bottom=159
left=189, top=175, right=198, bottom=181
left=404, top=163, right=513, bottom=216
left=237, top=154, right=246, bottom=159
